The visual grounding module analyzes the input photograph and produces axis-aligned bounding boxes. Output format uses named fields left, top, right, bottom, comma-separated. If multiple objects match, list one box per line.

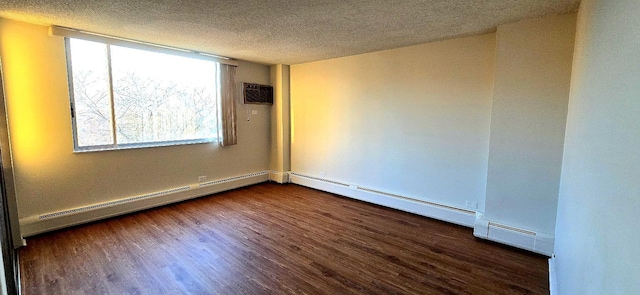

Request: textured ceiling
left=0, top=0, right=580, bottom=65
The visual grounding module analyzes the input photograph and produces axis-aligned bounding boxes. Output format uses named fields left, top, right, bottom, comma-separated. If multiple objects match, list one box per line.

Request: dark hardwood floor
left=20, top=183, right=549, bottom=294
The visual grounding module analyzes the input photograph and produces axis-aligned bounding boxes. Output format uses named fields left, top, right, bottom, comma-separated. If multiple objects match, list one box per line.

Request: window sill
left=73, top=138, right=219, bottom=153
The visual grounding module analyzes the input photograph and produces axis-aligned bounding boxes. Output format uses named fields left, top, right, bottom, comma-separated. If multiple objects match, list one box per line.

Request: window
left=66, top=38, right=219, bottom=151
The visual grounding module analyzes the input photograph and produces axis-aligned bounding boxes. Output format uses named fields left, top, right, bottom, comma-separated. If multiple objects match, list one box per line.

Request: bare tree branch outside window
left=67, top=38, right=218, bottom=150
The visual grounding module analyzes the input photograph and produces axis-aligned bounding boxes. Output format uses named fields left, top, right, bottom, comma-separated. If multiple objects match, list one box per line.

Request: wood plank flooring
left=20, top=183, right=549, bottom=294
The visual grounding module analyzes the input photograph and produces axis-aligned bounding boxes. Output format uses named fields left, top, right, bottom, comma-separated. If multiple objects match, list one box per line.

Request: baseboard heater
left=473, top=214, right=554, bottom=256
left=288, top=172, right=476, bottom=227
left=19, top=171, right=270, bottom=237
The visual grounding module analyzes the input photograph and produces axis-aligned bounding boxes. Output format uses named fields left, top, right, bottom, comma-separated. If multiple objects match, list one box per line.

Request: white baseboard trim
left=473, top=214, right=554, bottom=256
left=549, top=254, right=557, bottom=295
left=289, top=172, right=475, bottom=227
left=19, top=171, right=270, bottom=237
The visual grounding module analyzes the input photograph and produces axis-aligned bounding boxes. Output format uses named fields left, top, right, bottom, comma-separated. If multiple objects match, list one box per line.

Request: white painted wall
left=0, top=19, right=271, bottom=222
left=290, top=34, right=495, bottom=211
left=483, top=14, right=576, bottom=235
left=555, top=0, right=640, bottom=293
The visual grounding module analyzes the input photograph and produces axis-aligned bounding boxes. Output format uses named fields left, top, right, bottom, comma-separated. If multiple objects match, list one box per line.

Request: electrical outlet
left=465, top=201, right=478, bottom=210
left=198, top=176, right=207, bottom=183
left=251, top=110, right=258, bottom=115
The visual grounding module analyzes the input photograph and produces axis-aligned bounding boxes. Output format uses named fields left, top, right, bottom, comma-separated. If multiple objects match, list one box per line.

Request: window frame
left=64, top=36, right=226, bottom=152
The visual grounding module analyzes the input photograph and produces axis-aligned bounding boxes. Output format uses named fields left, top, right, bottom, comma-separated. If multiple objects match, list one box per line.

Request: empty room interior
left=0, top=0, right=638, bottom=294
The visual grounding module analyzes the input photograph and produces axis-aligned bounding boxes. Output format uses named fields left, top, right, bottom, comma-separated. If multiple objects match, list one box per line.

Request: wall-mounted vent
left=473, top=214, right=554, bottom=256
left=21, top=171, right=272, bottom=236
left=288, top=172, right=476, bottom=227
left=243, top=83, right=273, bottom=105
left=38, top=186, right=191, bottom=220
left=199, top=171, right=270, bottom=187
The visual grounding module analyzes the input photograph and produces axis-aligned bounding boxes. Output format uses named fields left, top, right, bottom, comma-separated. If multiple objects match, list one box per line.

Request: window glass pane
left=68, top=39, right=114, bottom=146
left=109, top=46, right=218, bottom=144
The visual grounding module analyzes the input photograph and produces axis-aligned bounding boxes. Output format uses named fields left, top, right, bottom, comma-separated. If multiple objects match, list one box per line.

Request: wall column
left=269, top=64, right=291, bottom=183
left=476, top=13, right=576, bottom=255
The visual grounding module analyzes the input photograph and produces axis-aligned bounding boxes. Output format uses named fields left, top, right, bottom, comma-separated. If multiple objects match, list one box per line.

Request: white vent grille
left=356, top=186, right=473, bottom=214
left=39, top=186, right=191, bottom=220
left=199, top=171, right=269, bottom=187
left=288, top=172, right=476, bottom=227
left=289, top=173, right=473, bottom=214
left=488, top=221, right=536, bottom=236
left=474, top=215, right=553, bottom=256
left=288, top=172, right=349, bottom=187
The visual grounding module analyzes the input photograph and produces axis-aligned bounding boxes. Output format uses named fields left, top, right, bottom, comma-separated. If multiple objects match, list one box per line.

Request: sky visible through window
left=68, top=38, right=218, bottom=149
